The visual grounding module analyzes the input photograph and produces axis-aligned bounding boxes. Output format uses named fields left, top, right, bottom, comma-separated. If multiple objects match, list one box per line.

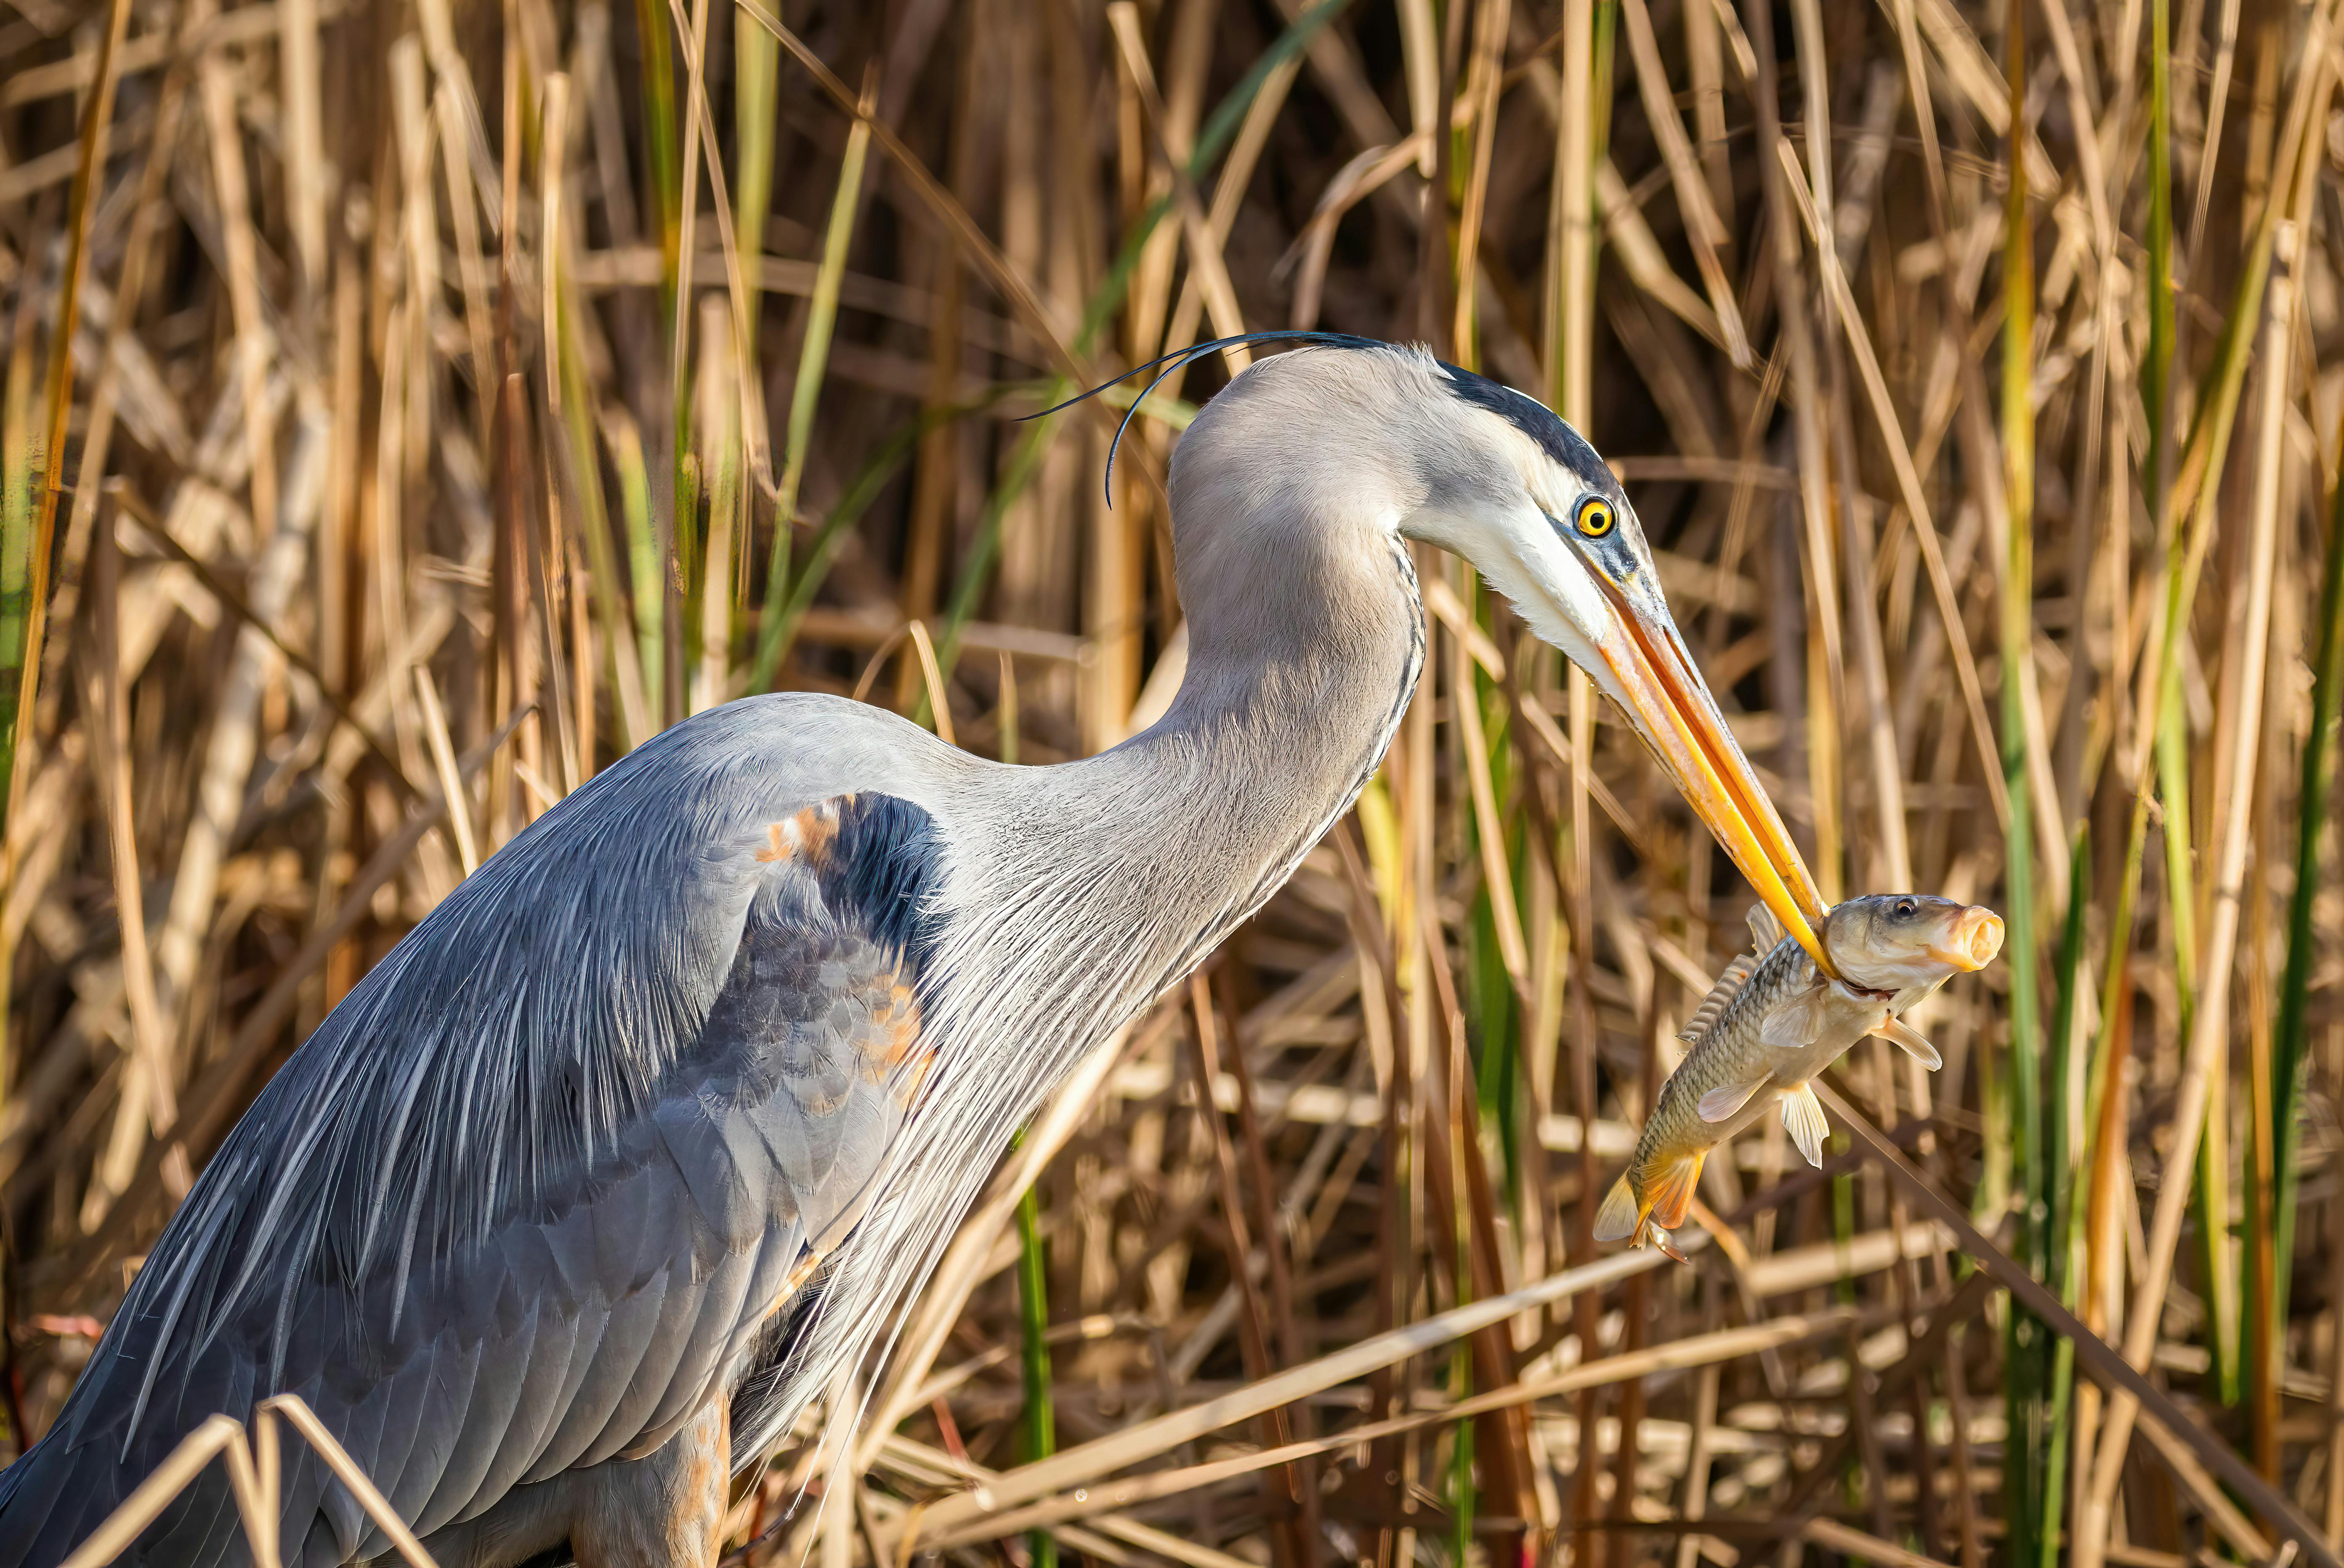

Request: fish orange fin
left=1782, top=1082, right=1829, bottom=1167
left=1594, top=1175, right=1642, bottom=1242
left=1680, top=952, right=1761, bottom=1044
left=1759, top=983, right=1836, bottom=1051
left=1876, top=1016, right=1942, bottom=1069
left=1747, top=902, right=1788, bottom=954
left=1645, top=1151, right=1706, bottom=1230
left=1698, top=1076, right=1770, bottom=1123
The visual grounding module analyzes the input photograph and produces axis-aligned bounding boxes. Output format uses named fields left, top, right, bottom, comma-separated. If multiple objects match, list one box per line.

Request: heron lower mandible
left=0, top=335, right=1828, bottom=1568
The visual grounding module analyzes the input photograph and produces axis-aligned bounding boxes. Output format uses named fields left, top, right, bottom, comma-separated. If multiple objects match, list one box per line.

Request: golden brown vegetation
left=1, top=0, right=2342, bottom=1565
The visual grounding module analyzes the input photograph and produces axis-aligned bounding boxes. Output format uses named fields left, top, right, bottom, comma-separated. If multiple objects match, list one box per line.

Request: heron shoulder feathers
left=18, top=697, right=959, bottom=1560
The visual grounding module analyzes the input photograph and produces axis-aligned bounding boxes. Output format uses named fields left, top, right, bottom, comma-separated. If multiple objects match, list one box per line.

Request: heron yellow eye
left=1575, top=497, right=1616, bottom=538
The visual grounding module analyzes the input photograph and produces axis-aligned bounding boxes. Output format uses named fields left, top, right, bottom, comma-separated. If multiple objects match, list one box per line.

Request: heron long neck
left=1015, top=493, right=1427, bottom=1005
left=786, top=486, right=1427, bottom=1451
left=1153, top=530, right=1423, bottom=884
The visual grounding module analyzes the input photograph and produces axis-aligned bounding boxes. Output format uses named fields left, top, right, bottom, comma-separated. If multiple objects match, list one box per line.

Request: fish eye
left=1895, top=898, right=1917, bottom=918
left=1574, top=496, right=1616, bottom=539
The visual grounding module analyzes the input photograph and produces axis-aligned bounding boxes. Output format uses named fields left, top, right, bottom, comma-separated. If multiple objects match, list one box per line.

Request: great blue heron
left=0, top=334, right=1828, bottom=1568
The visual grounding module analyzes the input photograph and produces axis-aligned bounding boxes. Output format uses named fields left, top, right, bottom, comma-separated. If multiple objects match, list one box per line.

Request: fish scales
left=1632, top=936, right=1818, bottom=1169
left=1594, top=894, right=2005, bottom=1260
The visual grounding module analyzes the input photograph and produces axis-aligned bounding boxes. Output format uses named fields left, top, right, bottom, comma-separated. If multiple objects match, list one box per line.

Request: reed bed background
left=1, top=0, right=2341, bottom=1563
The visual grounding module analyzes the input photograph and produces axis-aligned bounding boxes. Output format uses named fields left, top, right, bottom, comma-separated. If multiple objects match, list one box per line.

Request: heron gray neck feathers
left=1038, top=483, right=1424, bottom=994
left=774, top=479, right=1426, bottom=1452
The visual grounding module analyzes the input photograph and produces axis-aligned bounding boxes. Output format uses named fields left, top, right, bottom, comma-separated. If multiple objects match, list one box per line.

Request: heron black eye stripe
left=1434, top=359, right=1608, bottom=481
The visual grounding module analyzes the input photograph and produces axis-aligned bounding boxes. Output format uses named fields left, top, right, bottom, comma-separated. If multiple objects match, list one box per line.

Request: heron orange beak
left=1586, top=574, right=1837, bottom=977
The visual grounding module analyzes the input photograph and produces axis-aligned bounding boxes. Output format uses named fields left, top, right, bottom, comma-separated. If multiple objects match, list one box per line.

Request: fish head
left=1818, top=895, right=2005, bottom=991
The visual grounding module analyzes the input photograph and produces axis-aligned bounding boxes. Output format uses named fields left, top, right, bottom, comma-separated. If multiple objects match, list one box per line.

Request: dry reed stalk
left=54, top=1396, right=436, bottom=1568
left=2077, top=219, right=2311, bottom=1568
left=913, top=1307, right=1854, bottom=1550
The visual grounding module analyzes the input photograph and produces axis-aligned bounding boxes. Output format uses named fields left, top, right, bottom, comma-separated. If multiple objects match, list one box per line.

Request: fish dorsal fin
left=1678, top=951, right=1761, bottom=1044
left=1746, top=901, right=1788, bottom=954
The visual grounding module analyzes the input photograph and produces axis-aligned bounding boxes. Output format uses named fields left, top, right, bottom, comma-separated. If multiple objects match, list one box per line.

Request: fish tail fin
left=1593, top=1174, right=1642, bottom=1242
left=1645, top=1149, right=1707, bottom=1230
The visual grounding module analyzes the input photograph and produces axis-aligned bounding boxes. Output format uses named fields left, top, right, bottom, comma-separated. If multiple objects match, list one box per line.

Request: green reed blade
left=1014, top=1144, right=1057, bottom=1568
left=1999, top=0, right=2042, bottom=1268
left=2038, top=827, right=2090, bottom=1568
left=2144, top=0, right=2172, bottom=468
left=2131, top=0, right=2305, bottom=1405
left=701, top=380, right=742, bottom=702
left=0, top=306, right=35, bottom=833
left=603, top=411, right=664, bottom=720
left=632, top=0, right=682, bottom=334
left=734, top=16, right=779, bottom=347
left=2038, top=1332, right=2076, bottom=1568
left=2266, top=402, right=2344, bottom=1377
left=2049, top=827, right=2092, bottom=1298
left=2001, top=2, right=2050, bottom=1558
left=2080, top=0, right=2178, bottom=1322
left=760, top=412, right=948, bottom=672
left=747, top=92, right=871, bottom=695
left=554, top=296, right=646, bottom=751
left=1451, top=1339, right=1475, bottom=1568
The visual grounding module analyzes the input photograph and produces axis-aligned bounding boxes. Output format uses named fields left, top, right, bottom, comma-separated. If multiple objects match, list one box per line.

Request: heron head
left=1387, top=350, right=1836, bottom=971
left=1072, top=332, right=1834, bottom=971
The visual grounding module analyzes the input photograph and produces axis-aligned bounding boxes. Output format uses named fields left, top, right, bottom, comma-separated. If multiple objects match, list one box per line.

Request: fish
left=1593, top=893, right=2005, bottom=1261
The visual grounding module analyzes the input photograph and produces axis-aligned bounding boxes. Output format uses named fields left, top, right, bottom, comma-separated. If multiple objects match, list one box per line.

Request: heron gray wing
left=0, top=699, right=951, bottom=1568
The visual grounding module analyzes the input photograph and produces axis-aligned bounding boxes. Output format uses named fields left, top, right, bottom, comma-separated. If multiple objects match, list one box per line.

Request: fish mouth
left=1927, top=908, right=2005, bottom=972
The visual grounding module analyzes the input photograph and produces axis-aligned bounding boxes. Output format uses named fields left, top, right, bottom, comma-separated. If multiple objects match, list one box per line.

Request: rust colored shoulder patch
left=755, top=796, right=854, bottom=866
left=766, top=1249, right=827, bottom=1318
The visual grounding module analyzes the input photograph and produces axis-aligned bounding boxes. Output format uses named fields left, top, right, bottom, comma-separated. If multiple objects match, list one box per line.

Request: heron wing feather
left=0, top=697, right=952, bottom=1568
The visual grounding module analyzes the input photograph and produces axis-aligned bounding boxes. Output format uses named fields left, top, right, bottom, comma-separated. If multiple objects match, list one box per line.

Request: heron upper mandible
left=0, top=335, right=1828, bottom=1568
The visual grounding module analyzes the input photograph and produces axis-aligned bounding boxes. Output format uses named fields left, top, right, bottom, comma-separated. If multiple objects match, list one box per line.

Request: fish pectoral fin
left=1746, top=902, right=1788, bottom=954
left=1782, top=1082, right=1830, bottom=1167
left=1876, top=1016, right=1943, bottom=1069
left=1698, top=1076, right=1770, bottom=1123
left=1594, top=1175, right=1642, bottom=1243
left=1644, top=1151, right=1707, bottom=1230
left=1759, top=984, right=1836, bottom=1051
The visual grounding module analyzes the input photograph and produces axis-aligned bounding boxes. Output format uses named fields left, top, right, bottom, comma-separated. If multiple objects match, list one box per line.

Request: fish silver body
left=1595, top=894, right=2005, bottom=1259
